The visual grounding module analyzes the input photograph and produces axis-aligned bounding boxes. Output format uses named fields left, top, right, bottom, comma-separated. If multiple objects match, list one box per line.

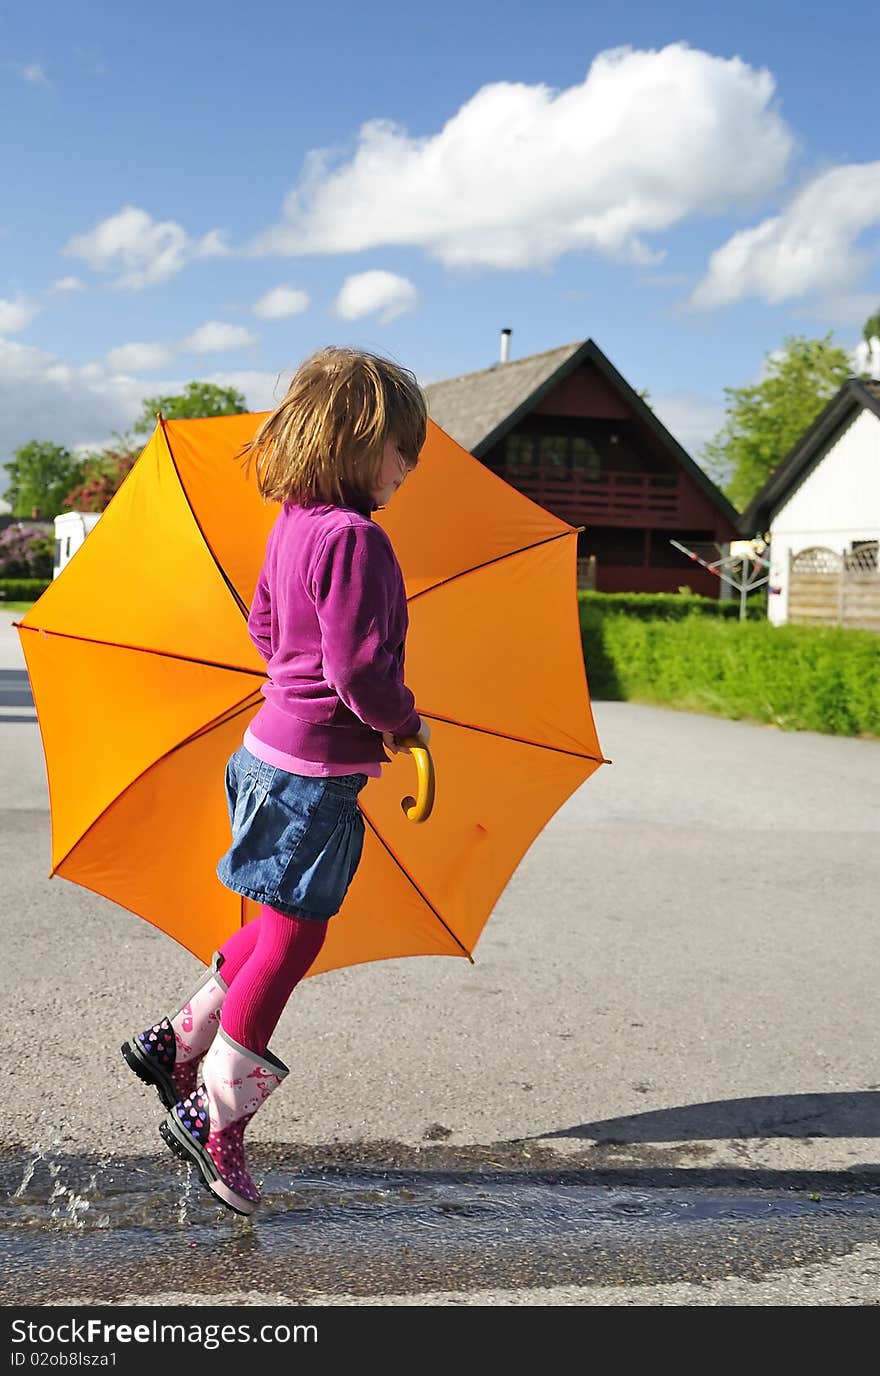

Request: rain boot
left=159, top=1027, right=288, bottom=1216
left=121, top=952, right=228, bottom=1110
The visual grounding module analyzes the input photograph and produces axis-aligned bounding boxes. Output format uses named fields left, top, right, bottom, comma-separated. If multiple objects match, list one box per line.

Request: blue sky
left=2, top=0, right=879, bottom=491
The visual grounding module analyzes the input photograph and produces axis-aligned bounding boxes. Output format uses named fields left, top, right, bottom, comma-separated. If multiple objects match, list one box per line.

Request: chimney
left=499, top=328, right=511, bottom=364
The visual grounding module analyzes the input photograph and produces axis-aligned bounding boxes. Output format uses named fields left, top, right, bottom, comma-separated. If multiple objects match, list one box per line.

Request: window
left=582, top=527, right=646, bottom=566
left=505, top=433, right=535, bottom=477
left=508, top=430, right=605, bottom=481
left=538, top=434, right=568, bottom=474
left=571, top=437, right=602, bottom=481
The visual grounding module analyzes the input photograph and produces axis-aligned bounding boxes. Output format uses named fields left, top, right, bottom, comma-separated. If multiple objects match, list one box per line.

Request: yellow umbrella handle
left=397, top=738, right=435, bottom=823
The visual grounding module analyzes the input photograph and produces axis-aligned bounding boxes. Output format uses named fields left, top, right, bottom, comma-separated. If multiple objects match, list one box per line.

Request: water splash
left=10, top=1142, right=117, bottom=1231
left=47, top=1158, right=92, bottom=1229
left=13, top=1146, right=45, bottom=1198
left=176, top=1165, right=196, bottom=1225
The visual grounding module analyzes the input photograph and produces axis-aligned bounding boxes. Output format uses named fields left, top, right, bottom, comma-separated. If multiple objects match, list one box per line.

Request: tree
left=863, top=307, right=880, bottom=343
left=131, top=381, right=249, bottom=436
left=62, top=445, right=139, bottom=513
left=702, top=334, right=852, bottom=511
left=2, top=440, right=84, bottom=518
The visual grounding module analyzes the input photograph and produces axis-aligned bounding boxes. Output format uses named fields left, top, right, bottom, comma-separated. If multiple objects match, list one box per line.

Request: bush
left=63, top=447, right=138, bottom=512
left=578, top=591, right=749, bottom=700
left=581, top=609, right=880, bottom=737
left=0, top=577, right=51, bottom=602
left=0, top=522, right=54, bottom=579
left=579, top=590, right=744, bottom=622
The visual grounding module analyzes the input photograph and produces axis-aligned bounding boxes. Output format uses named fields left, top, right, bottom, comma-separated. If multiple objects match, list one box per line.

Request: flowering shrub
left=0, top=521, right=54, bottom=578
left=63, top=448, right=138, bottom=512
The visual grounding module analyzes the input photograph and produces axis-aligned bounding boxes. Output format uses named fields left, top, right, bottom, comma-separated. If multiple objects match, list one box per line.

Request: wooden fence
left=788, top=545, right=880, bottom=632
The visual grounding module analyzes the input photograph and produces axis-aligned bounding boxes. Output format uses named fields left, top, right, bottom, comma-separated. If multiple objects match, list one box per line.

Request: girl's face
left=371, top=437, right=414, bottom=507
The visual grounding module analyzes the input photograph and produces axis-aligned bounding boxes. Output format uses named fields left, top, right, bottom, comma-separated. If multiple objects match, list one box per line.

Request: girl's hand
left=382, top=720, right=431, bottom=754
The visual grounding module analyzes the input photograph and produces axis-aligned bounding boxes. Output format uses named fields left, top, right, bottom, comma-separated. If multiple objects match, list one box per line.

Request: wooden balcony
left=505, top=468, right=682, bottom=525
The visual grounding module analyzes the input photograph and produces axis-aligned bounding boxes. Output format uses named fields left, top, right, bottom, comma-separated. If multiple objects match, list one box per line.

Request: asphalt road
left=2, top=608, right=879, bottom=1307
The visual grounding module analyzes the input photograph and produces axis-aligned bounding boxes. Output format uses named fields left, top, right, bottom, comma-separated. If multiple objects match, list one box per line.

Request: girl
left=122, top=346, right=430, bottom=1216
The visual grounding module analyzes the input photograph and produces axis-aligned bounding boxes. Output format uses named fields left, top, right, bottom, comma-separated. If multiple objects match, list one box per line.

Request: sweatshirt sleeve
left=312, top=524, right=421, bottom=737
left=247, top=569, right=273, bottom=662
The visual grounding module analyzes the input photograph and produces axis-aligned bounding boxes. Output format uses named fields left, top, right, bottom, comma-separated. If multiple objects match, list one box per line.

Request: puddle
left=3, top=1146, right=880, bottom=1303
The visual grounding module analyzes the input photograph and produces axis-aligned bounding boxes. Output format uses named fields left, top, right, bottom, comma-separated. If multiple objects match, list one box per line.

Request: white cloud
left=50, top=276, right=86, bottom=294
left=651, top=393, right=726, bottom=458
left=334, top=270, right=417, bottom=323
left=63, top=205, right=228, bottom=289
left=180, top=321, right=257, bottom=352
left=101, top=320, right=259, bottom=378
left=206, top=370, right=289, bottom=411
left=810, top=290, right=880, bottom=329
left=0, top=296, right=39, bottom=333
left=0, top=341, right=279, bottom=485
left=193, top=229, right=232, bottom=260
left=105, top=341, right=175, bottom=373
left=252, top=285, right=310, bottom=319
left=252, top=43, right=793, bottom=270
left=852, top=337, right=880, bottom=380
left=692, top=162, right=880, bottom=308
left=21, top=63, right=49, bottom=86
left=0, top=339, right=151, bottom=469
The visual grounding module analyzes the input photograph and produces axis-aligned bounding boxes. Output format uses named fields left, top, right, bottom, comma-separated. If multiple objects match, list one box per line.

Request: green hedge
left=581, top=605, right=880, bottom=736
left=579, top=590, right=745, bottom=621
left=0, top=578, right=50, bottom=603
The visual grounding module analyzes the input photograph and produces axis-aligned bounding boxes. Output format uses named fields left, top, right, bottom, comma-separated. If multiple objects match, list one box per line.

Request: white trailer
left=53, top=511, right=102, bottom=579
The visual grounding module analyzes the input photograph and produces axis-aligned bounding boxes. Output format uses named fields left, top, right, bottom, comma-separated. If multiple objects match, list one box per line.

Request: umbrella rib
left=49, top=690, right=264, bottom=876
left=405, top=528, right=576, bottom=605
left=159, top=416, right=250, bottom=620
left=359, top=809, right=475, bottom=964
left=16, top=623, right=265, bottom=678
left=418, top=711, right=609, bottom=764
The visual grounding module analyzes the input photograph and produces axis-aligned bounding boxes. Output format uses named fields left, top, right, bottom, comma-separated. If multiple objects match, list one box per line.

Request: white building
left=53, top=511, right=102, bottom=578
left=740, top=379, right=880, bottom=627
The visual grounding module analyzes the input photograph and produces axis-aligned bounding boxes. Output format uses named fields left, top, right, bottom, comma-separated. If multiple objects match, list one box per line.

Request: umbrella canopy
left=17, top=414, right=607, bottom=974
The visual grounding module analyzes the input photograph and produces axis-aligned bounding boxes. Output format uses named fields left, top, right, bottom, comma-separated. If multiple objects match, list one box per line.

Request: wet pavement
left=3, top=1139, right=880, bottom=1305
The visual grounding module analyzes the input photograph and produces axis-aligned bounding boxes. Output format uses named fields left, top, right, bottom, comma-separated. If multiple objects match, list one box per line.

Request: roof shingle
left=424, top=342, right=583, bottom=452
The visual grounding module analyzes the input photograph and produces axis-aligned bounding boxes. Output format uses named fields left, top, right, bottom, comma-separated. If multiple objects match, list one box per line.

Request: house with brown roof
left=739, top=377, right=880, bottom=629
left=424, top=335, right=739, bottom=597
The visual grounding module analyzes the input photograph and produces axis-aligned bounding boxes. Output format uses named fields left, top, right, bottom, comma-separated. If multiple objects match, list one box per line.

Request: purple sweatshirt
left=246, top=501, right=421, bottom=767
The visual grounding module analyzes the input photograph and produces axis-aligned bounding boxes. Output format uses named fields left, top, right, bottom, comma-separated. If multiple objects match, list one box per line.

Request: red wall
left=519, top=360, right=737, bottom=541
left=534, top=366, right=630, bottom=419
left=492, top=358, right=738, bottom=598
left=594, top=564, right=720, bottom=597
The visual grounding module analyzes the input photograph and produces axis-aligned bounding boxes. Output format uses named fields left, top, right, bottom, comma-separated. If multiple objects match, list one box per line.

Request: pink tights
left=215, top=905, right=327, bottom=1057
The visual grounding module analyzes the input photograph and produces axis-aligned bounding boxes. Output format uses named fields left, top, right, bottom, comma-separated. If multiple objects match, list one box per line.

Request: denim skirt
left=216, top=746, right=367, bottom=920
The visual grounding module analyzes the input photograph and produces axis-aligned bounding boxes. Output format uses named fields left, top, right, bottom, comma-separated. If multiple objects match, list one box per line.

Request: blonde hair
left=241, top=346, right=427, bottom=507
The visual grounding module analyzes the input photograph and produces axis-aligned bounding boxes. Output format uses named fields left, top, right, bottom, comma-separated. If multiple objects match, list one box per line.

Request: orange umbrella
left=16, top=414, right=607, bottom=974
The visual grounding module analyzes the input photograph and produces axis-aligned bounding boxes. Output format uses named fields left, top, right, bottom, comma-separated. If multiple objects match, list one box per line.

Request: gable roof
left=740, top=378, right=880, bottom=535
left=424, top=342, right=584, bottom=454
left=424, top=337, right=740, bottom=525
